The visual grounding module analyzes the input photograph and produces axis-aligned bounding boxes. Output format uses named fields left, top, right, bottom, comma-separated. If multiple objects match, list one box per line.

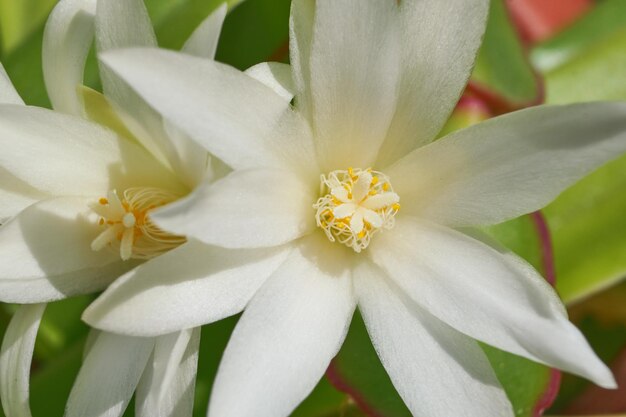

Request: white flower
left=0, top=1, right=263, bottom=416
left=85, top=0, right=626, bottom=416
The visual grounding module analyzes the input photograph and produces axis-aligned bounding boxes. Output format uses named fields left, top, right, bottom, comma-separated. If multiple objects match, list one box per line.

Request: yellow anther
left=383, top=183, right=390, bottom=191
left=99, top=197, right=109, bottom=205
left=392, top=203, right=401, bottom=211
left=371, top=177, right=379, bottom=185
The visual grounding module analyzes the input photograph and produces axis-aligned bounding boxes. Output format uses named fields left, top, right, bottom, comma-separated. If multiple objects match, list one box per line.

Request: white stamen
left=91, top=187, right=186, bottom=261
left=314, top=168, right=400, bottom=253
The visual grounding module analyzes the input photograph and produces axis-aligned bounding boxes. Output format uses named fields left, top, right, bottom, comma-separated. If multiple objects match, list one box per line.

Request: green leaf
left=472, top=0, right=539, bottom=104
left=544, top=153, right=626, bottom=304
left=531, top=0, right=626, bottom=73
left=0, top=0, right=57, bottom=56
left=543, top=28, right=626, bottom=104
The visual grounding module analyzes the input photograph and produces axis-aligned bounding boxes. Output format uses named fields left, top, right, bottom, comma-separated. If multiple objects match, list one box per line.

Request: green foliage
left=534, top=0, right=626, bottom=304
left=472, top=0, right=539, bottom=104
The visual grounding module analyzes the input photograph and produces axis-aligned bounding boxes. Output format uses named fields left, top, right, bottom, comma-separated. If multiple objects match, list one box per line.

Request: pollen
left=313, top=168, right=400, bottom=253
left=90, top=187, right=186, bottom=261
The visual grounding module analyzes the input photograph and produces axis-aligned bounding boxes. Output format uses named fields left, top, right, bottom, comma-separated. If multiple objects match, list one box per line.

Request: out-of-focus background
left=0, top=0, right=625, bottom=416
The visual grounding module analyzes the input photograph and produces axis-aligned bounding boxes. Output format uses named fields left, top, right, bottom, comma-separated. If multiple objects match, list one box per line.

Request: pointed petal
left=355, top=264, right=513, bottom=417
left=65, top=333, right=154, bottom=417
left=0, top=304, right=46, bottom=417
left=99, top=48, right=318, bottom=177
left=42, top=0, right=96, bottom=116
left=0, top=105, right=181, bottom=197
left=152, top=168, right=316, bottom=249
left=307, top=0, right=401, bottom=171
left=389, top=103, right=626, bottom=227
left=83, top=241, right=290, bottom=336
left=208, top=235, right=356, bottom=417
left=289, top=0, right=314, bottom=122
left=0, top=198, right=136, bottom=303
left=136, top=329, right=200, bottom=417
left=0, top=62, right=24, bottom=105
left=376, top=0, right=490, bottom=167
left=245, top=62, right=295, bottom=102
left=370, top=218, right=616, bottom=388
left=182, top=3, right=227, bottom=59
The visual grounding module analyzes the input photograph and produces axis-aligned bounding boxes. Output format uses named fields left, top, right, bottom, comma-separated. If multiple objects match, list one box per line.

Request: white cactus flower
left=70, top=1, right=626, bottom=417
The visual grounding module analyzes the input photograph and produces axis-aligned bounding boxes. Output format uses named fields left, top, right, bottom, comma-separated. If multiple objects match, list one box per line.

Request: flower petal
left=376, top=0, right=490, bottom=167
left=0, top=197, right=137, bottom=303
left=182, top=3, right=227, bottom=59
left=65, top=332, right=154, bottom=417
left=245, top=62, right=295, bottom=102
left=306, top=0, right=401, bottom=171
left=370, top=218, right=616, bottom=388
left=0, top=104, right=181, bottom=197
left=0, top=63, right=24, bottom=105
left=152, top=168, right=316, bottom=249
left=389, top=103, right=626, bottom=227
left=136, top=329, right=200, bottom=417
left=0, top=171, right=47, bottom=223
left=42, top=0, right=96, bottom=116
left=0, top=304, right=46, bottom=417
left=289, top=0, right=314, bottom=121
left=332, top=203, right=356, bottom=220
left=208, top=235, right=356, bottom=417
left=355, top=263, right=513, bottom=417
left=94, top=0, right=183, bottom=175
left=83, top=240, right=290, bottom=336
left=99, top=48, right=318, bottom=176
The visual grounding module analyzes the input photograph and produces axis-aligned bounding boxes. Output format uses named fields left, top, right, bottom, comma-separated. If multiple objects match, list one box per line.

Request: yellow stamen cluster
left=90, top=187, right=186, bottom=261
left=314, top=168, right=400, bottom=252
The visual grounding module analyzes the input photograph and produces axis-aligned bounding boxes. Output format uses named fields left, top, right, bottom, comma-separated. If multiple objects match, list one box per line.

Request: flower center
left=314, top=168, right=400, bottom=253
left=90, top=187, right=186, bottom=261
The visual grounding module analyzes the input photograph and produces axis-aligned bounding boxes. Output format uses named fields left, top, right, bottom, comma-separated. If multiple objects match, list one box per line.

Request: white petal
left=289, top=0, right=314, bottom=121
left=161, top=120, right=209, bottom=189
left=42, top=0, right=96, bottom=116
left=349, top=211, right=364, bottom=234
left=182, top=3, right=227, bottom=59
left=361, top=192, right=399, bottom=211
left=370, top=218, right=616, bottom=388
left=0, top=304, right=46, bottom=417
left=0, top=62, right=24, bottom=105
left=245, top=62, right=295, bottom=102
left=152, top=168, right=316, bottom=249
left=136, top=329, right=200, bottom=417
left=389, top=103, right=626, bottom=227
left=0, top=171, right=47, bottom=222
left=307, top=0, right=401, bottom=171
left=355, top=264, right=513, bottom=417
left=83, top=240, right=290, bottom=336
left=99, top=48, right=318, bottom=177
left=376, top=0, right=490, bottom=167
left=208, top=235, right=356, bottom=417
left=0, top=198, right=136, bottom=303
left=65, top=333, right=154, bottom=417
left=361, top=208, right=383, bottom=228
left=332, top=203, right=356, bottom=220
left=0, top=104, right=181, bottom=197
